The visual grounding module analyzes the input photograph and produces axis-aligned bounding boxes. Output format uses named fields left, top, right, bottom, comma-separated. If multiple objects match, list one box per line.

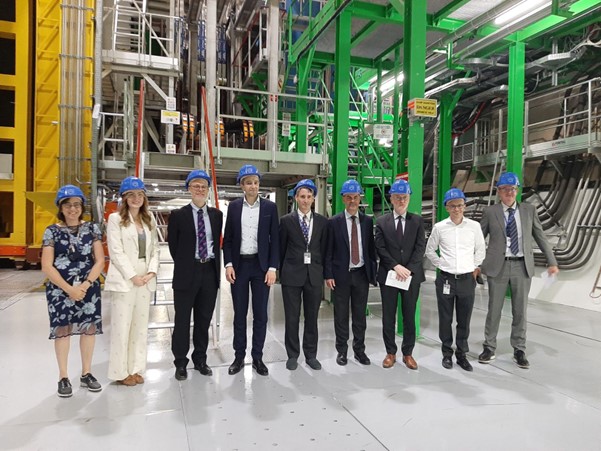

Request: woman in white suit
left=105, top=176, right=159, bottom=386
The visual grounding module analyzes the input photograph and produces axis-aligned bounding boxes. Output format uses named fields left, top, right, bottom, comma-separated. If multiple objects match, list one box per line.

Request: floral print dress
left=42, top=222, right=103, bottom=339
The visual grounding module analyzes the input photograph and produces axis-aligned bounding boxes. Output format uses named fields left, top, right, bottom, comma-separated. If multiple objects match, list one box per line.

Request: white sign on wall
left=166, top=97, right=177, bottom=111
left=165, top=144, right=176, bottom=154
left=373, top=124, right=393, bottom=140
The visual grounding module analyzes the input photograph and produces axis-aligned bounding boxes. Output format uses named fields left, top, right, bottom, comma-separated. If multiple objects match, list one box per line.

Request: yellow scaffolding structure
left=0, top=0, right=33, bottom=261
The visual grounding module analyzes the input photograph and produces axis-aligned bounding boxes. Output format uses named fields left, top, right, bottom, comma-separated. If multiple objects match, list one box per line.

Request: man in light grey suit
left=478, top=172, right=559, bottom=369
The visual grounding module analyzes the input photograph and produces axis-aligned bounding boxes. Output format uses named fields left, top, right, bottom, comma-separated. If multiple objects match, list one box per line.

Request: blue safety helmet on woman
left=55, top=184, right=85, bottom=206
left=340, top=179, right=363, bottom=195
left=119, top=176, right=146, bottom=196
left=236, top=164, right=261, bottom=184
left=443, top=188, right=466, bottom=205
left=389, top=179, right=412, bottom=195
left=293, top=179, right=317, bottom=195
left=185, top=169, right=211, bottom=189
left=496, top=172, right=521, bottom=187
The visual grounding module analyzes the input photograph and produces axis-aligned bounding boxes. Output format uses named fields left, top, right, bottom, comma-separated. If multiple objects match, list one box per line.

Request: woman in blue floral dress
left=41, top=185, right=105, bottom=398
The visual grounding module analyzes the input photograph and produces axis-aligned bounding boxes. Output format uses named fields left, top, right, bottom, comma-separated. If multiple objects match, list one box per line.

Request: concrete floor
left=1, top=267, right=600, bottom=451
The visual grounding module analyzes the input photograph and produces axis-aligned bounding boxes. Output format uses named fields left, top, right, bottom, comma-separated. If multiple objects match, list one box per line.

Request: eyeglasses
left=62, top=202, right=83, bottom=209
left=189, top=184, right=209, bottom=191
left=446, top=204, right=465, bottom=210
left=498, top=187, right=518, bottom=193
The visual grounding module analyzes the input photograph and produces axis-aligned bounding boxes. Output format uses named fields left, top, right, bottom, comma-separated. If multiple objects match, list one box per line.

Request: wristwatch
left=86, top=279, right=94, bottom=284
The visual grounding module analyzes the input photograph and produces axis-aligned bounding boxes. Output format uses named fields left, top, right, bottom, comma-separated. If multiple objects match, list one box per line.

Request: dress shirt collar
left=502, top=201, right=517, bottom=212
left=298, top=209, right=312, bottom=221
left=244, top=197, right=260, bottom=208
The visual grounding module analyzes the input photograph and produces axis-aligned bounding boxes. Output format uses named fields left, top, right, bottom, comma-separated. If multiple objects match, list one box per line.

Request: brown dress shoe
left=117, top=375, right=136, bottom=386
left=402, top=355, right=418, bottom=370
left=133, top=373, right=144, bottom=384
left=382, top=354, right=396, bottom=368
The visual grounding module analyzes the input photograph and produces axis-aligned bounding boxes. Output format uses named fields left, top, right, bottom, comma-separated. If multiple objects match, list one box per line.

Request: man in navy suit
left=168, top=169, right=223, bottom=381
left=223, top=164, right=279, bottom=376
left=374, top=179, right=425, bottom=370
left=325, top=180, right=377, bottom=366
left=279, top=179, right=328, bottom=371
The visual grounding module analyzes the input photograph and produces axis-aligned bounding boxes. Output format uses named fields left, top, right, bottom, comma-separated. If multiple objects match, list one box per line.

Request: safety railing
left=466, top=77, right=601, bottom=163
left=215, top=85, right=331, bottom=168
left=102, top=5, right=183, bottom=70
left=232, top=8, right=268, bottom=87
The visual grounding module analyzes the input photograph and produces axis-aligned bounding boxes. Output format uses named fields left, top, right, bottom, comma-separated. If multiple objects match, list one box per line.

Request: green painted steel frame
left=332, top=10, right=352, bottom=215
left=506, top=42, right=525, bottom=199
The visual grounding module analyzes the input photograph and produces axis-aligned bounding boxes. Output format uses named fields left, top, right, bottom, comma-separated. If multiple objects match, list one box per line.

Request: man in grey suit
left=479, top=172, right=559, bottom=369
left=279, top=179, right=328, bottom=371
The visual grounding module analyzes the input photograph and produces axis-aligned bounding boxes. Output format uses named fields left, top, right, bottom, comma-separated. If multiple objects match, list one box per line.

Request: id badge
left=506, top=237, right=512, bottom=248
left=443, top=281, right=451, bottom=295
left=304, top=252, right=311, bottom=264
left=73, top=278, right=82, bottom=287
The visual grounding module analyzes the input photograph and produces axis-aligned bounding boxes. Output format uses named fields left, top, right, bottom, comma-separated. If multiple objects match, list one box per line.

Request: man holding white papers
left=375, top=180, right=425, bottom=370
left=425, top=188, right=486, bottom=372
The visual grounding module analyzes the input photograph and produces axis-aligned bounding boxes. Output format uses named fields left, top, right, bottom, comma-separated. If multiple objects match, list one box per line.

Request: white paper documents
left=385, top=270, right=412, bottom=290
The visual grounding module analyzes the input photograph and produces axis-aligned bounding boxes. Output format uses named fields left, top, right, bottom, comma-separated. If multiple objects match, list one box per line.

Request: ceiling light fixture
left=494, top=0, right=551, bottom=25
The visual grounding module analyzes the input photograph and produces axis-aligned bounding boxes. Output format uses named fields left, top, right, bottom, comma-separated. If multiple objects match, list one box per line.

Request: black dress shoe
left=228, top=358, right=244, bottom=375
left=478, top=348, right=496, bottom=364
left=354, top=353, right=371, bottom=365
left=252, top=359, right=269, bottom=376
left=175, top=366, right=188, bottom=381
left=456, top=356, right=473, bottom=372
left=442, top=356, right=453, bottom=369
left=513, top=350, right=530, bottom=369
left=336, top=353, right=348, bottom=366
left=194, top=362, right=213, bottom=376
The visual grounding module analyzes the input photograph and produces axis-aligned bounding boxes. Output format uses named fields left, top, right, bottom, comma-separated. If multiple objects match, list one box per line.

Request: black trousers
left=435, top=273, right=476, bottom=358
left=171, top=261, right=218, bottom=367
left=333, top=268, right=369, bottom=355
left=379, top=281, right=420, bottom=356
left=230, top=256, right=270, bottom=360
left=282, top=280, right=322, bottom=360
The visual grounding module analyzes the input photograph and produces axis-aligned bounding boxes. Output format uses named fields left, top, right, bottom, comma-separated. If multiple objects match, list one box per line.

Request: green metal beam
left=332, top=10, right=352, bottom=214
left=313, top=50, right=395, bottom=70
left=437, top=93, right=454, bottom=221
left=348, top=2, right=403, bottom=24
left=506, top=42, right=525, bottom=193
left=296, top=49, right=314, bottom=154
left=289, top=0, right=349, bottom=65
left=350, top=21, right=379, bottom=49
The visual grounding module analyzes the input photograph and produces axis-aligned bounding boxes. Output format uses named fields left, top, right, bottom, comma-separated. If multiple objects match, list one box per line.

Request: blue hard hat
left=340, top=179, right=363, bottom=195
left=55, top=184, right=85, bottom=206
left=443, top=188, right=466, bottom=205
left=236, top=164, right=261, bottom=184
left=185, top=169, right=211, bottom=189
left=389, top=179, right=412, bottom=195
left=119, top=176, right=146, bottom=195
left=294, top=179, right=317, bottom=196
left=497, top=172, right=521, bottom=187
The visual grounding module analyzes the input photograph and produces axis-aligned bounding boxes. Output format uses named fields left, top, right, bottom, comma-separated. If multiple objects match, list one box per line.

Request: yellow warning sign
left=407, top=98, right=437, bottom=118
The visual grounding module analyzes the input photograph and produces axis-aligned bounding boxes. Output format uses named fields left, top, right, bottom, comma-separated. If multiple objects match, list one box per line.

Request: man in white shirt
left=425, top=188, right=486, bottom=371
left=223, top=165, right=280, bottom=376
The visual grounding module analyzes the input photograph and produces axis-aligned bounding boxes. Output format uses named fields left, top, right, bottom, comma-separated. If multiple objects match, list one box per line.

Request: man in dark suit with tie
left=374, top=179, right=425, bottom=370
left=279, top=179, right=328, bottom=371
left=325, top=179, right=377, bottom=366
left=168, top=169, right=223, bottom=380
left=223, top=164, right=280, bottom=376
left=478, top=172, right=559, bottom=369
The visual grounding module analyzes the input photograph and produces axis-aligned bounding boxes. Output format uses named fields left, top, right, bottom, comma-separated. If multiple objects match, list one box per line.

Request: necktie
left=506, top=207, right=519, bottom=255
left=300, top=214, right=309, bottom=245
left=396, top=216, right=404, bottom=241
left=197, top=208, right=208, bottom=259
left=350, top=215, right=359, bottom=265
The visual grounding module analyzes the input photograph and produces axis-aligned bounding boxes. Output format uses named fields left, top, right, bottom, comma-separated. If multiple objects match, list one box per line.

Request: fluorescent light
left=368, top=71, right=389, bottom=84
left=380, top=73, right=404, bottom=93
left=494, top=0, right=551, bottom=25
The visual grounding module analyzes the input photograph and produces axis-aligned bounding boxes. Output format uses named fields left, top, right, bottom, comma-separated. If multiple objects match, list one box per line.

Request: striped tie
left=197, top=208, right=208, bottom=259
left=300, top=214, right=309, bottom=245
left=506, top=207, right=519, bottom=255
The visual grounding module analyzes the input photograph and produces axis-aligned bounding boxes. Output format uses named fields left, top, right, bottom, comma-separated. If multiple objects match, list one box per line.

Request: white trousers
left=108, top=260, right=152, bottom=381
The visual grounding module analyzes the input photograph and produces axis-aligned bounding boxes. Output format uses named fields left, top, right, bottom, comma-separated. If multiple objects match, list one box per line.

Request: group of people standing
left=41, top=166, right=558, bottom=398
